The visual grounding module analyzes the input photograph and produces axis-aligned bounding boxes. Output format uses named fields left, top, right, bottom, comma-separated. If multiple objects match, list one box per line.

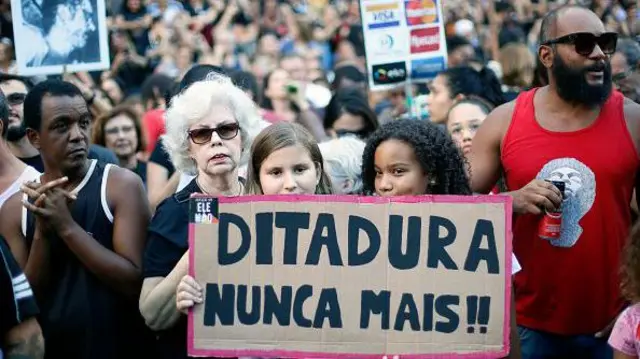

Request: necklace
left=196, top=177, right=243, bottom=196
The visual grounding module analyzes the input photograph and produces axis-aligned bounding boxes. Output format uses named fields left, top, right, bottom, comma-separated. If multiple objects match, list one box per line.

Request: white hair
left=318, top=136, right=366, bottom=194
left=163, top=78, right=269, bottom=174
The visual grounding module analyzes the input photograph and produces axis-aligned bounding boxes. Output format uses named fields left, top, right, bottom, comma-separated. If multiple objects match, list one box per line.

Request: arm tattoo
left=5, top=331, right=45, bottom=359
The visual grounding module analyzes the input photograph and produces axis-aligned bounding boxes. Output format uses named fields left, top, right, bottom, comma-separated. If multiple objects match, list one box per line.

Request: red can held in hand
left=538, top=180, right=566, bottom=241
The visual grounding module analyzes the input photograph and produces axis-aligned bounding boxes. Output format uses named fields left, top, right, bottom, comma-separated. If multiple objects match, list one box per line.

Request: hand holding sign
left=177, top=274, right=203, bottom=314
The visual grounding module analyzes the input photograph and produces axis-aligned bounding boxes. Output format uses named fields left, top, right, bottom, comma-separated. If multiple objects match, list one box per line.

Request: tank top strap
left=22, top=174, right=42, bottom=241
left=598, top=91, right=625, bottom=129
left=100, top=164, right=114, bottom=223
left=501, top=88, right=538, bottom=154
left=599, top=90, right=637, bottom=161
left=22, top=192, right=31, bottom=241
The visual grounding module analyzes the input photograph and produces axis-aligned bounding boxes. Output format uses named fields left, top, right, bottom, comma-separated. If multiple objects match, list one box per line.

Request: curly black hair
left=362, top=119, right=471, bottom=195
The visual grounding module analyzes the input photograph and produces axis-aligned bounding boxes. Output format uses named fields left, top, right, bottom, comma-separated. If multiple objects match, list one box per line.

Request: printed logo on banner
left=369, top=32, right=405, bottom=58
left=365, top=2, right=401, bottom=29
left=410, top=26, right=440, bottom=53
left=372, top=62, right=407, bottom=85
left=411, top=57, right=446, bottom=80
left=190, top=196, right=219, bottom=224
left=405, top=0, right=439, bottom=26
left=379, top=34, right=395, bottom=50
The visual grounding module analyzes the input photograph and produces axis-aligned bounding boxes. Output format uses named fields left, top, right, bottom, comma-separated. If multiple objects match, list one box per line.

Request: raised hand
left=20, top=177, right=76, bottom=208
left=21, top=185, right=77, bottom=233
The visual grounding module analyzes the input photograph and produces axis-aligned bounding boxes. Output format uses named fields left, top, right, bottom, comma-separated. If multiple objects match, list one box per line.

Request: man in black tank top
left=0, top=80, right=152, bottom=359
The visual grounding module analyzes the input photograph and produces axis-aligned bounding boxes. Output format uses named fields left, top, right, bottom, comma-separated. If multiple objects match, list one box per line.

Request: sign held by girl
left=187, top=194, right=513, bottom=359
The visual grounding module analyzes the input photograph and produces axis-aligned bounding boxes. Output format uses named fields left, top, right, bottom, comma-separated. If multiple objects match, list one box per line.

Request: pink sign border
left=188, top=194, right=513, bottom=359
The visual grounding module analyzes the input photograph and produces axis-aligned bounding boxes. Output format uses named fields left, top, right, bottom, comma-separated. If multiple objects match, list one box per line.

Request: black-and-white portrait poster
left=11, top=0, right=109, bottom=76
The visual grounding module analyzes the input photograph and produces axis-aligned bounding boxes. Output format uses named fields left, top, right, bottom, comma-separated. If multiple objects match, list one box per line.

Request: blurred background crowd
left=1, top=1, right=640, bottom=358
left=0, top=0, right=638, bottom=203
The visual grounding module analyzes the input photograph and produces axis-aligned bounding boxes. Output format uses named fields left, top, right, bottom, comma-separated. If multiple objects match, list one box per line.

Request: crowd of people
left=0, top=0, right=640, bottom=359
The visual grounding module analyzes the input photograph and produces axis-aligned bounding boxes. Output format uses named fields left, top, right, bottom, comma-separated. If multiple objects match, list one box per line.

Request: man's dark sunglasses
left=187, top=122, right=240, bottom=144
left=542, top=32, right=618, bottom=56
left=7, top=93, right=26, bottom=105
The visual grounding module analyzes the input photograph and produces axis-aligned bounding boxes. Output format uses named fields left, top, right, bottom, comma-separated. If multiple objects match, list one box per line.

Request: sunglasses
left=7, top=92, right=26, bottom=105
left=542, top=32, right=618, bottom=56
left=187, top=122, right=240, bottom=145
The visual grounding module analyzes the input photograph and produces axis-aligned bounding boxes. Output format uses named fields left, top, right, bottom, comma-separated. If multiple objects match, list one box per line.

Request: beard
left=6, top=124, right=26, bottom=142
left=552, top=53, right=612, bottom=106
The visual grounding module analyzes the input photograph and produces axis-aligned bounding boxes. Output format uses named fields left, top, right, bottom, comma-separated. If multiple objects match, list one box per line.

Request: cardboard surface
left=188, top=195, right=512, bottom=358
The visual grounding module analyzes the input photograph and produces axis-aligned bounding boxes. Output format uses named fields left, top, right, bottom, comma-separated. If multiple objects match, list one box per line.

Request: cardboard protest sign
left=12, top=0, right=110, bottom=76
left=359, top=0, right=448, bottom=91
left=188, top=195, right=513, bottom=358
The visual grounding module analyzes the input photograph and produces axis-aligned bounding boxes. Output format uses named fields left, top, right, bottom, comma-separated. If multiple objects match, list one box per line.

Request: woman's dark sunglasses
left=187, top=122, right=240, bottom=144
left=542, top=32, right=618, bottom=56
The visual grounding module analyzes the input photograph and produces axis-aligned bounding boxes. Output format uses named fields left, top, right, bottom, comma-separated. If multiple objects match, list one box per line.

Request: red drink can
left=538, top=180, right=565, bottom=241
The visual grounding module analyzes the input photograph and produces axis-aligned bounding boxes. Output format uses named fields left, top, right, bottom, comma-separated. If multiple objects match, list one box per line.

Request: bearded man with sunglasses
left=471, top=5, right=640, bottom=359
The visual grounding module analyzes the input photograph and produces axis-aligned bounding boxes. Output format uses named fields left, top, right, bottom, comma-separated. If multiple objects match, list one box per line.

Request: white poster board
left=11, top=0, right=110, bottom=76
left=359, top=0, right=448, bottom=91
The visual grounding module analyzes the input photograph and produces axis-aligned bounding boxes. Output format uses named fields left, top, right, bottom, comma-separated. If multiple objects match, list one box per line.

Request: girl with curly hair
left=361, top=119, right=471, bottom=196
left=361, top=119, right=521, bottom=358
left=609, top=222, right=640, bottom=358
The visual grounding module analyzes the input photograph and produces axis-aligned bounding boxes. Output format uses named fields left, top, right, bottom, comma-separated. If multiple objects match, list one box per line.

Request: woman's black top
left=134, top=160, right=148, bottom=185
left=143, top=177, right=243, bottom=358
left=143, top=179, right=199, bottom=359
left=149, top=139, right=176, bottom=177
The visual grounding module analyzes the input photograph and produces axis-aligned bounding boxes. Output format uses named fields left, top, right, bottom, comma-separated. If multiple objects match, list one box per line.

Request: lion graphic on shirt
left=536, top=158, right=596, bottom=248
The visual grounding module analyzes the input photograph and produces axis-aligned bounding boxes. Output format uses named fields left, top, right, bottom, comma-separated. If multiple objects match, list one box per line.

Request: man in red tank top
left=470, top=5, right=640, bottom=359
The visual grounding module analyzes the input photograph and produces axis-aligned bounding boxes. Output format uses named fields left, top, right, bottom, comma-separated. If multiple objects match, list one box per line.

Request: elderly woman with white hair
left=318, top=135, right=366, bottom=194
left=139, top=78, right=259, bottom=359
